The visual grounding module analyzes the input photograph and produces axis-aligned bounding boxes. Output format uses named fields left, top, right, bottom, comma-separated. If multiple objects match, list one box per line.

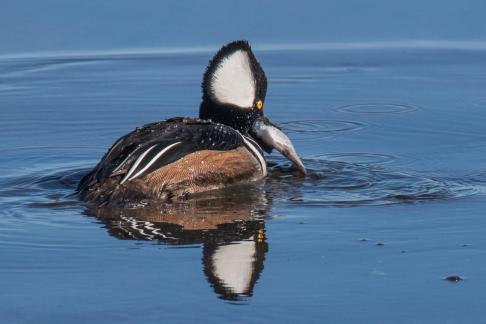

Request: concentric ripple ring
left=336, top=103, right=418, bottom=114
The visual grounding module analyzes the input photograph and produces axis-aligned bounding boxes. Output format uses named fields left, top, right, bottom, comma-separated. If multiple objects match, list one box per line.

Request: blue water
left=1, top=44, right=486, bottom=323
left=1, top=0, right=486, bottom=54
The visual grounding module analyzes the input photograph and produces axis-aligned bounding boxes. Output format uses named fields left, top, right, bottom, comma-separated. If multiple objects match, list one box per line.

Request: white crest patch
left=210, top=50, right=256, bottom=108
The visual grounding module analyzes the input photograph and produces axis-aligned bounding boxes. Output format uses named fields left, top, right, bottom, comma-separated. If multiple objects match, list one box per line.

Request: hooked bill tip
left=282, top=148, right=306, bottom=175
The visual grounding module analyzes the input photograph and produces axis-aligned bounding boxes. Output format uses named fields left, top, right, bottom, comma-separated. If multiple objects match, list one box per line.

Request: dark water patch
left=29, top=200, right=84, bottom=209
left=443, top=275, right=464, bottom=282
left=336, top=103, right=418, bottom=114
left=0, top=168, right=86, bottom=209
left=1, top=167, right=86, bottom=190
left=31, top=168, right=86, bottom=191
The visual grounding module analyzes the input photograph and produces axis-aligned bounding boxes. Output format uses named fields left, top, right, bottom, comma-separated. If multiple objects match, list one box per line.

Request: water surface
left=1, top=46, right=486, bottom=323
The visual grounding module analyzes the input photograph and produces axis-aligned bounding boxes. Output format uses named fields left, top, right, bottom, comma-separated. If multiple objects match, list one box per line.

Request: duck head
left=199, top=40, right=306, bottom=174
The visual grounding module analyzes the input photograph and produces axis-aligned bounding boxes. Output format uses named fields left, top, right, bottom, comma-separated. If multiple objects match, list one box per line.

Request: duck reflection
left=84, top=184, right=269, bottom=301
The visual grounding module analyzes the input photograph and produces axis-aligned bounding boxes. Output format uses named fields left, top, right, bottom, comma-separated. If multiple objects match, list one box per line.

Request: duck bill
left=252, top=117, right=306, bottom=175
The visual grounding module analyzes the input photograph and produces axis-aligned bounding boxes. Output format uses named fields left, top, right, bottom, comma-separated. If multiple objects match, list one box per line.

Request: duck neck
left=199, top=100, right=260, bottom=134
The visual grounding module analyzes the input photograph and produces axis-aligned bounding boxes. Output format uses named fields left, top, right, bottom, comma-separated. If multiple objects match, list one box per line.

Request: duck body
left=78, top=117, right=266, bottom=206
left=78, top=40, right=305, bottom=206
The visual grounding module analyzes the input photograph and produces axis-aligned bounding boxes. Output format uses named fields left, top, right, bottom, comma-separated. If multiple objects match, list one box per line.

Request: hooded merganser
left=77, top=40, right=305, bottom=206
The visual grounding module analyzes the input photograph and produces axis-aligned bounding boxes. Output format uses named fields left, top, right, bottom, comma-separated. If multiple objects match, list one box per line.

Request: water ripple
left=0, top=157, right=485, bottom=253
left=336, top=103, right=418, bottom=114
left=280, top=119, right=366, bottom=140
left=266, top=157, right=484, bottom=206
left=314, top=152, right=397, bottom=165
left=0, top=57, right=105, bottom=78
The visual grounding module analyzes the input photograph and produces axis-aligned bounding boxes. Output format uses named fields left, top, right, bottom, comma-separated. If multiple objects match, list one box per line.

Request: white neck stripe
left=239, top=133, right=267, bottom=176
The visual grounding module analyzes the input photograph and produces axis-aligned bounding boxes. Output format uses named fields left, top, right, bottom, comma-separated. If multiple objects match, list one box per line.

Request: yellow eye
left=256, top=100, right=263, bottom=110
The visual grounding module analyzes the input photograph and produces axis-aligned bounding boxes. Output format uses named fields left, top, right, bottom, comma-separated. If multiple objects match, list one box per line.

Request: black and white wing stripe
left=119, top=142, right=182, bottom=184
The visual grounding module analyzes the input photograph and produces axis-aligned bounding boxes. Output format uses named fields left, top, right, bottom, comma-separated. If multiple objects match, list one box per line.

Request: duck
left=77, top=40, right=305, bottom=206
